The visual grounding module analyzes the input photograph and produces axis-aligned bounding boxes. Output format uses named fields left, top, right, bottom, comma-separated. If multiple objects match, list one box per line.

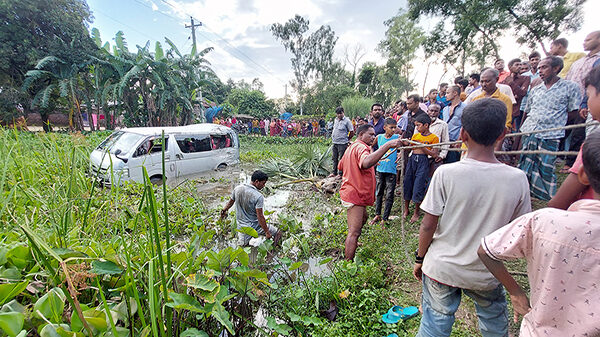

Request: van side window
left=175, top=136, right=211, bottom=153
left=133, top=136, right=168, bottom=157
left=211, top=134, right=232, bottom=150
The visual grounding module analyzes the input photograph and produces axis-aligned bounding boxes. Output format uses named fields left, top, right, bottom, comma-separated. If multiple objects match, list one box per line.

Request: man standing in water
left=220, top=170, right=282, bottom=246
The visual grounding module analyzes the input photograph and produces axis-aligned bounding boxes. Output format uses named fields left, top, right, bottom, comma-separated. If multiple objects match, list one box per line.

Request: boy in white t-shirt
left=413, top=98, right=532, bottom=337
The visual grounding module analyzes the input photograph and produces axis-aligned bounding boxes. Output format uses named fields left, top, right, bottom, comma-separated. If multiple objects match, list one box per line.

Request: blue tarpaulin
left=280, top=112, right=293, bottom=121
left=205, top=106, right=223, bottom=123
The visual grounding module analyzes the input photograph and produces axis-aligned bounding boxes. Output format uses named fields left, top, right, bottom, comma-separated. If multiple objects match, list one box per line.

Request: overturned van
left=89, top=124, right=239, bottom=185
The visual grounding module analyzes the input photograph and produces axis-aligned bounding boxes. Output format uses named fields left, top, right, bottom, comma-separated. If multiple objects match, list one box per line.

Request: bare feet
left=369, top=215, right=382, bottom=225
left=327, top=173, right=336, bottom=178
left=403, top=210, right=410, bottom=218
left=410, top=214, right=420, bottom=223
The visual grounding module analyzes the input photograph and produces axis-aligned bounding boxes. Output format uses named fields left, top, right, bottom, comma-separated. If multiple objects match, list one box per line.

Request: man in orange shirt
left=338, top=124, right=401, bottom=260
left=495, top=59, right=510, bottom=83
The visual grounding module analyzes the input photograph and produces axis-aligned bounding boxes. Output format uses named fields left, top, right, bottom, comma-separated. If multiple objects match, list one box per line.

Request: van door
left=130, top=135, right=176, bottom=183
left=174, top=134, right=216, bottom=181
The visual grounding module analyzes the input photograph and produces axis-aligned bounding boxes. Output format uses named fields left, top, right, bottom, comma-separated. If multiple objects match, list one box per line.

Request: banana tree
left=22, top=56, right=91, bottom=131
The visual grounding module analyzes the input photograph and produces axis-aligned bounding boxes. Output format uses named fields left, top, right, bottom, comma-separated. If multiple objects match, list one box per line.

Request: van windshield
left=96, top=131, right=145, bottom=156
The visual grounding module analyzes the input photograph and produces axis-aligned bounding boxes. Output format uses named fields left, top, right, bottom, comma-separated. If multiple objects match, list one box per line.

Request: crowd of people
left=333, top=31, right=600, bottom=337
left=218, top=31, right=600, bottom=337
left=211, top=116, right=330, bottom=137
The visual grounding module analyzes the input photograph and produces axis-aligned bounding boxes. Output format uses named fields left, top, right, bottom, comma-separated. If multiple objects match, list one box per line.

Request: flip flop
left=385, top=334, right=399, bottom=337
left=391, top=305, right=419, bottom=319
left=382, top=306, right=419, bottom=324
left=381, top=310, right=403, bottom=324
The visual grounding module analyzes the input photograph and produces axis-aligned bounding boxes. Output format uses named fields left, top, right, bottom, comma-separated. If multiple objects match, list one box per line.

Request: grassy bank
left=0, top=130, right=540, bottom=337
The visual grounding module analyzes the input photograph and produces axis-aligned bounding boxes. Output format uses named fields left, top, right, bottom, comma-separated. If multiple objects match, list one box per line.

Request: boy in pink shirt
left=338, top=124, right=401, bottom=260
left=479, top=131, right=600, bottom=337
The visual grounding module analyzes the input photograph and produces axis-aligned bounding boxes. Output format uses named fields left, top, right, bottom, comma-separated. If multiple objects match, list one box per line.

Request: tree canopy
left=270, top=15, right=338, bottom=114
left=408, top=0, right=586, bottom=69
left=0, top=0, right=98, bottom=123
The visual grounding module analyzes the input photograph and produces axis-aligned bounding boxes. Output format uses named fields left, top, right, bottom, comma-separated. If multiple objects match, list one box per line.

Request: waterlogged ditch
left=0, top=130, right=490, bottom=337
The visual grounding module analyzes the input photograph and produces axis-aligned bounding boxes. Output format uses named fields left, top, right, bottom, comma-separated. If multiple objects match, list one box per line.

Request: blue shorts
left=403, top=154, right=430, bottom=203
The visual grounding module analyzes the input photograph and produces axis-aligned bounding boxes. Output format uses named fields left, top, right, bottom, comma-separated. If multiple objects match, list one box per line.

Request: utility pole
left=185, top=16, right=202, bottom=50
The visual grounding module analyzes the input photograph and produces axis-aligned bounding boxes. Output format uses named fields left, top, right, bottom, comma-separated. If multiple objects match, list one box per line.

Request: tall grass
left=341, top=95, right=374, bottom=118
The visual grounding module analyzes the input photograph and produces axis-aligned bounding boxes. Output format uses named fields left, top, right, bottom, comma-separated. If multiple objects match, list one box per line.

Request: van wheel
left=216, top=163, right=227, bottom=171
left=150, top=175, right=164, bottom=185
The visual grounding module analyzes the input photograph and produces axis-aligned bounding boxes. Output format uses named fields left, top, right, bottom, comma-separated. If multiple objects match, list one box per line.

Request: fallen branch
left=274, top=178, right=316, bottom=188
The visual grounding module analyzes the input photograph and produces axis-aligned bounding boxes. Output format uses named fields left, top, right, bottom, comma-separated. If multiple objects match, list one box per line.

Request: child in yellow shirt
left=403, top=114, right=439, bottom=222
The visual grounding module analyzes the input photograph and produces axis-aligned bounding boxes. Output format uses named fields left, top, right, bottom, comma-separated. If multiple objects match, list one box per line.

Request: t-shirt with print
left=232, top=184, right=264, bottom=232
left=376, top=134, right=399, bottom=174
left=411, top=132, right=439, bottom=151
left=568, top=146, right=594, bottom=200
left=420, top=158, right=531, bottom=290
left=338, top=140, right=375, bottom=206
left=481, top=199, right=600, bottom=337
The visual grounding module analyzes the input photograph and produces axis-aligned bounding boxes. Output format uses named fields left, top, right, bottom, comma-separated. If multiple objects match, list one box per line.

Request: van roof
left=120, top=123, right=232, bottom=136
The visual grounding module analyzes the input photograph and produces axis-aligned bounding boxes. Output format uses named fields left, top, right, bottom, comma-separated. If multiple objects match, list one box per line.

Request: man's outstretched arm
left=220, top=199, right=234, bottom=220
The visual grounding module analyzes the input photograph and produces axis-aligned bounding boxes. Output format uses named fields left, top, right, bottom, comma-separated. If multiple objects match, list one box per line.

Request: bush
left=342, top=96, right=374, bottom=119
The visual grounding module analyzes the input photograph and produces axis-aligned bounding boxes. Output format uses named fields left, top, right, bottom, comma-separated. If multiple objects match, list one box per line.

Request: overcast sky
left=87, top=0, right=599, bottom=100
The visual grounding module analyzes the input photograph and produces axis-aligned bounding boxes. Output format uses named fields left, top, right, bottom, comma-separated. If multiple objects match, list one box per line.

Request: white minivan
left=89, top=124, right=240, bottom=185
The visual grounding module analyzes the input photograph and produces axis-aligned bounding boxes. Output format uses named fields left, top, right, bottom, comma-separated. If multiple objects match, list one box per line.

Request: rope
left=398, top=121, right=598, bottom=151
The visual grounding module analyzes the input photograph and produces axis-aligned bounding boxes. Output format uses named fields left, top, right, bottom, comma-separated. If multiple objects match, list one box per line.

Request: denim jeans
left=416, top=274, right=509, bottom=337
left=375, top=171, right=396, bottom=220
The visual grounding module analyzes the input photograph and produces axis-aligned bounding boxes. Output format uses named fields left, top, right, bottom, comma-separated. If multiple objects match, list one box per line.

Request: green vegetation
left=0, top=131, right=536, bottom=336
left=341, top=96, right=375, bottom=118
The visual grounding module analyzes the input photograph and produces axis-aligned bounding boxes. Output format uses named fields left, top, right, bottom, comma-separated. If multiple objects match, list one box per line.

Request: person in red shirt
left=495, top=59, right=510, bottom=82
left=338, top=124, right=401, bottom=260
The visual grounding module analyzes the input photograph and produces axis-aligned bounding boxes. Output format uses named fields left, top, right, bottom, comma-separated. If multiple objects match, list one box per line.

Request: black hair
left=357, top=124, right=374, bottom=135
left=415, top=113, right=432, bottom=126
left=428, top=88, right=438, bottom=94
left=469, top=73, right=480, bottom=82
left=407, top=94, right=420, bottom=102
left=439, top=83, right=448, bottom=89
left=395, top=100, right=402, bottom=105
left=458, top=78, right=469, bottom=89
left=552, top=38, right=568, bottom=48
left=584, top=66, right=600, bottom=93
left=251, top=170, right=269, bottom=182
left=529, top=51, right=541, bottom=60
left=454, top=76, right=463, bottom=84
left=546, top=56, right=564, bottom=73
left=508, top=58, right=522, bottom=67
left=335, top=106, right=344, bottom=114
left=461, top=98, right=506, bottom=146
left=449, top=85, right=461, bottom=94
left=582, top=130, right=600, bottom=193
left=494, top=59, right=504, bottom=65
left=384, top=118, right=397, bottom=126
left=371, top=103, right=383, bottom=111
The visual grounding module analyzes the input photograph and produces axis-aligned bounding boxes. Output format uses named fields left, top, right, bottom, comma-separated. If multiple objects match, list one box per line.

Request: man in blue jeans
left=413, top=99, right=531, bottom=336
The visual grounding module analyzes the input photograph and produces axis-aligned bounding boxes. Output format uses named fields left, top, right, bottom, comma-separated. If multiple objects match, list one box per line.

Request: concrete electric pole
left=185, top=17, right=202, bottom=50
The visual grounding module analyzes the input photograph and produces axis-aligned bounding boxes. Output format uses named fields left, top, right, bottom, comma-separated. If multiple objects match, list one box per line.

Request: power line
left=202, top=24, right=287, bottom=84
left=157, top=0, right=288, bottom=85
